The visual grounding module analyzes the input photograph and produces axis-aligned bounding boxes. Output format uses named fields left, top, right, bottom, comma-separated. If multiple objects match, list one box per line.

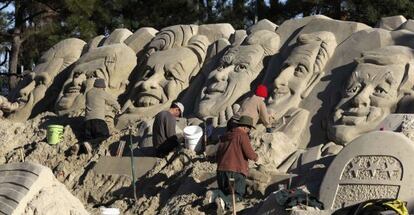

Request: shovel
left=128, top=127, right=138, bottom=202
left=229, top=177, right=236, bottom=215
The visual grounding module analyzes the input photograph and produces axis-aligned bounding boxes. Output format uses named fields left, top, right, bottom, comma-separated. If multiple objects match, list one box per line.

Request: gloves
left=266, top=128, right=272, bottom=133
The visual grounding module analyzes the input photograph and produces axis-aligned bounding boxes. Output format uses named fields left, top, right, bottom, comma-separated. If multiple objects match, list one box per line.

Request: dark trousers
left=216, top=171, right=246, bottom=206
left=156, top=136, right=179, bottom=157
left=84, top=119, right=110, bottom=142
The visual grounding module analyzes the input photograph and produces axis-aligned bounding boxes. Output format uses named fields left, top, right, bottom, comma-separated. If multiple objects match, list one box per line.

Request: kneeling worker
left=209, top=115, right=258, bottom=212
left=153, top=101, right=185, bottom=157
left=82, top=78, right=120, bottom=153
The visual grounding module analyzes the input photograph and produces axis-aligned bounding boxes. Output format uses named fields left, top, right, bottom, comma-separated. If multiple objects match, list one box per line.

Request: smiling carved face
left=126, top=46, right=201, bottom=117
left=330, top=63, right=406, bottom=144
left=196, top=45, right=265, bottom=117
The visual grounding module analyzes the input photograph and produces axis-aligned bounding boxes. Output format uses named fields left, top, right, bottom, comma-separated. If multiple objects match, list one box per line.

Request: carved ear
left=105, top=55, right=117, bottom=88
left=398, top=62, right=414, bottom=97
left=245, top=30, right=280, bottom=56
left=301, top=72, right=323, bottom=98
left=187, top=35, right=209, bottom=64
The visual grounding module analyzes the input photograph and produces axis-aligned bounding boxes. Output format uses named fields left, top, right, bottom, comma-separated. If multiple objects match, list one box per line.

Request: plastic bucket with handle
left=183, top=125, right=203, bottom=152
left=47, top=125, right=64, bottom=145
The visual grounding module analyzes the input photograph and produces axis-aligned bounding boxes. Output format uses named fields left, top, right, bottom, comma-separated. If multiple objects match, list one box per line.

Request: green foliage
left=2, top=0, right=414, bottom=77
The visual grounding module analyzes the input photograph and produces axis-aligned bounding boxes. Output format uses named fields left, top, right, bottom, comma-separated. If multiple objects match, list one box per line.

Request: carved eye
left=346, top=84, right=360, bottom=96
left=374, top=86, right=388, bottom=96
left=235, top=63, right=248, bottom=72
left=165, top=71, right=175, bottom=80
left=294, top=65, right=307, bottom=77
left=142, top=69, right=154, bottom=81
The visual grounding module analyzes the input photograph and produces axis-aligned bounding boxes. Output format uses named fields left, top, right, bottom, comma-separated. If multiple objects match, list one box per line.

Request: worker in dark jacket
left=206, top=115, right=258, bottom=212
left=152, top=101, right=184, bottom=157
left=78, top=78, right=120, bottom=154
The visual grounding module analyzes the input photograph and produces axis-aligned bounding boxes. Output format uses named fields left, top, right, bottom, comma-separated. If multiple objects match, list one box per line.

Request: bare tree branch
left=0, top=0, right=12, bottom=11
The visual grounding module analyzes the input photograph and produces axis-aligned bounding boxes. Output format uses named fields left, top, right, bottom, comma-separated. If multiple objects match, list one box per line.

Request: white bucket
left=100, top=207, right=120, bottom=215
left=183, top=125, right=203, bottom=152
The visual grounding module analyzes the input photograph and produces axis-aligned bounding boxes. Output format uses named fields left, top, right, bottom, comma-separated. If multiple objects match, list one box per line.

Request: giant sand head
left=5, top=38, right=86, bottom=121
left=268, top=31, right=337, bottom=120
left=195, top=30, right=280, bottom=118
left=328, top=46, right=414, bottom=144
left=55, top=43, right=136, bottom=116
left=117, top=35, right=209, bottom=126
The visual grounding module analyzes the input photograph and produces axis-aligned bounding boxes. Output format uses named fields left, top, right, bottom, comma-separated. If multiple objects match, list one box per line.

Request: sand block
left=93, top=156, right=158, bottom=179
left=319, top=131, right=414, bottom=212
left=0, top=162, right=88, bottom=215
left=400, top=19, right=414, bottom=32
left=103, top=28, right=133, bottom=45
left=125, top=27, right=158, bottom=54
left=378, top=15, right=407, bottom=30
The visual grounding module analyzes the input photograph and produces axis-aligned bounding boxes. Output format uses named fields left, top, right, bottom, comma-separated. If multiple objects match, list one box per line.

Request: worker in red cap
left=236, top=84, right=271, bottom=131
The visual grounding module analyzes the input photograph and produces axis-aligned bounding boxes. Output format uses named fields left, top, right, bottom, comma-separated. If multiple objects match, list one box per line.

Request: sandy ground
left=0, top=113, right=269, bottom=214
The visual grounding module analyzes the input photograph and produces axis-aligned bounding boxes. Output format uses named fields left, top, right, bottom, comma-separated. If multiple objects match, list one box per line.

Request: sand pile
left=0, top=113, right=270, bottom=214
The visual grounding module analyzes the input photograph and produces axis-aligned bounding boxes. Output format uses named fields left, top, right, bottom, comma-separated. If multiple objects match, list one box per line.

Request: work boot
left=203, top=190, right=218, bottom=205
left=215, top=197, right=226, bottom=215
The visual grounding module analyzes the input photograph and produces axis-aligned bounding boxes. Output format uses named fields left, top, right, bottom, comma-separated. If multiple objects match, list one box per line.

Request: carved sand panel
left=320, top=131, right=414, bottom=212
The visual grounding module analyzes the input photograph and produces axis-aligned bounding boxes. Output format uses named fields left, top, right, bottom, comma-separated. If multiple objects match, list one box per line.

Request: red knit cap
left=255, top=84, right=268, bottom=98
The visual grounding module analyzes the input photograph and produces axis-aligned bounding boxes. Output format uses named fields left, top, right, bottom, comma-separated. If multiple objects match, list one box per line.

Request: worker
left=152, top=101, right=185, bottom=157
left=81, top=78, right=120, bottom=153
left=206, top=115, right=258, bottom=213
left=236, top=84, right=271, bottom=131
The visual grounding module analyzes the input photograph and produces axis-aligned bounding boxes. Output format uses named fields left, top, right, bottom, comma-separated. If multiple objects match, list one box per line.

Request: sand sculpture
left=0, top=38, right=86, bottom=121
left=3, top=15, right=414, bottom=214
left=55, top=43, right=137, bottom=117
left=194, top=29, right=280, bottom=125
left=328, top=46, right=414, bottom=144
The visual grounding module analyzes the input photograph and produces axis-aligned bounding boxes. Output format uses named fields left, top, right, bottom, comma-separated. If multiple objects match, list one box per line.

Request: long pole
left=229, top=177, right=236, bottom=215
left=129, top=128, right=138, bottom=202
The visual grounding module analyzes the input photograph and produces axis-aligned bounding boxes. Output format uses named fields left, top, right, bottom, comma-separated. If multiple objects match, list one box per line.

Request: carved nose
left=353, top=87, right=370, bottom=107
left=141, top=76, right=160, bottom=91
left=19, top=81, right=35, bottom=97
left=274, top=66, right=292, bottom=88
left=214, top=68, right=230, bottom=82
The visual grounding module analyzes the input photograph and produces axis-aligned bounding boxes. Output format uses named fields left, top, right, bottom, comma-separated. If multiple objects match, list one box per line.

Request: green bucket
left=47, top=125, right=64, bottom=145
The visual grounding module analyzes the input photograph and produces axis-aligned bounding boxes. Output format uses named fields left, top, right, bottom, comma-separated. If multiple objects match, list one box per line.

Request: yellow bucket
left=47, top=125, right=64, bottom=145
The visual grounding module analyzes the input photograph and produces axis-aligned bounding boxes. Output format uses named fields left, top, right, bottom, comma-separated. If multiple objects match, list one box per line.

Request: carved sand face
left=330, top=63, right=405, bottom=144
left=127, top=47, right=200, bottom=116
left=197, top=45, right=265, bottom=117
left=270, top=61, right=315, bottom=119
left=7, top=38, right=85, bottom=120
left=56, top=44, right=136, bottom=114
left=55, top=69, right=95, bottom=111
left=268, top=32, right=336, bottom=119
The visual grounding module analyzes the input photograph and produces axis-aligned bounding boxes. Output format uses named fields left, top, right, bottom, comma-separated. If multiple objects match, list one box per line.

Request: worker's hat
left=237, top=115, right=255, bottom=129
left=173, top=102, right=184, bottom=117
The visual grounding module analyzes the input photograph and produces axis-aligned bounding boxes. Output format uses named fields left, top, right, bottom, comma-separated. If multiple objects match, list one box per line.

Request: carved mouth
left=274, top=87, right=290, bottom=96
left=65, top=86, right=81, bottom=95
left=338, top=108, right=370, bottom=125
left=204, top=82, right=227, bottom=98
left=137, top=93, right=162, bottom=107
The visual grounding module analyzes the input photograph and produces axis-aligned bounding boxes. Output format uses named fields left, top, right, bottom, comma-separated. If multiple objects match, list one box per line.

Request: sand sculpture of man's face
left=329, top=46, right=414, bottom=144
left=268, top=31, right=337, bottom=119
left=55, top=43, right=136, bottom=115
left=120, top=35, right=209, bottom=119
left=6, top=38, right=86, bottom=121
left=196, top=30, right=280, bottom=118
